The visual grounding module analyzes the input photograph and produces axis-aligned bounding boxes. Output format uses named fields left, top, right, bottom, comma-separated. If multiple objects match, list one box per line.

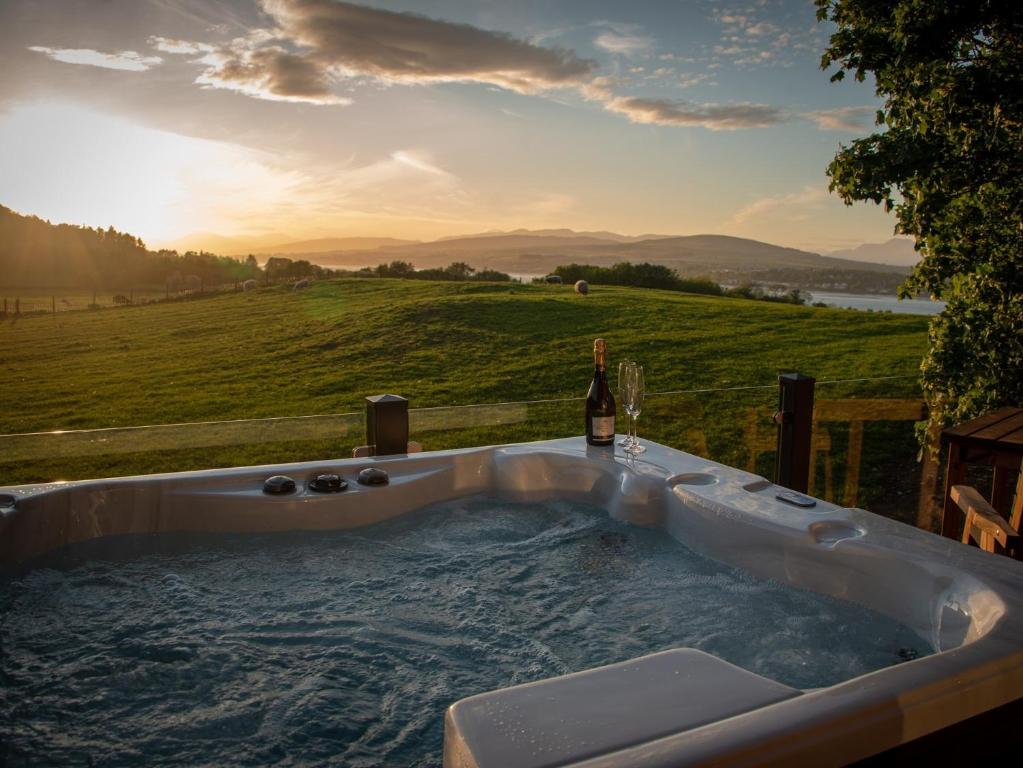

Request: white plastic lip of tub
left=1, top=436, right=1022, bottom=767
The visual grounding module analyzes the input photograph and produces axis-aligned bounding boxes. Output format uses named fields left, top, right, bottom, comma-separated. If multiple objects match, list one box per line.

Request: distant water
left=509, top=273, right=544, bottom=283
left=808, top=292, right=945, bottom=315
left=512, top=277, right=943, bottom=315
left=1, top=497, right=929, bottom=766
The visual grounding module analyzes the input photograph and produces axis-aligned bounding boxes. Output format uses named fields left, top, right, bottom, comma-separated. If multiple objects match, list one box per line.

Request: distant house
left=544, top=275, right=563, bottom=284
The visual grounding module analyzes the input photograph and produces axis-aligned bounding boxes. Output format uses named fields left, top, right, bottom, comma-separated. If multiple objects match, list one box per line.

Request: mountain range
left=194, top=229, right=910, bottom=279
left=826, top=238, right=919, bottom=266
left=159, top=229, right=918, bottom=275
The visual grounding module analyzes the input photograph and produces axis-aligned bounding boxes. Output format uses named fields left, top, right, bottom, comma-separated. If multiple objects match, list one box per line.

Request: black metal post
left=365, top=394, right=409, bottom=456
left=774, top=373, right=815, bottom=493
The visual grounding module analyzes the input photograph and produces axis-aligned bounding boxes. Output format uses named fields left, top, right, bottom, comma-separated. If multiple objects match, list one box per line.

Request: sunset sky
left=0, top=0, right=898, bottom=253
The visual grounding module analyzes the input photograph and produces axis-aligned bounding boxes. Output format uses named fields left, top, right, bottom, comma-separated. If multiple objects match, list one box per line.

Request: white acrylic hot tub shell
left=2, top=437, right=1022, bottom=767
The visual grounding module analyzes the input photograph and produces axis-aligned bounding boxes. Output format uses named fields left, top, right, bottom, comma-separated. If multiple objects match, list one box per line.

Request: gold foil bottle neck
left=593, top=338, right=607, bottom=368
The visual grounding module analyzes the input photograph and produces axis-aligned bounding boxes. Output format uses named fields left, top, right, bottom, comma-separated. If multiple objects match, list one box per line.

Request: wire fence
left=0, top=284, right=255, bottom=316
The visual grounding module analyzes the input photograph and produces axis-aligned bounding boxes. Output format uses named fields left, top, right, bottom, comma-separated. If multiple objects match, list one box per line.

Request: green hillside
left=1, top=279, right=930, bottom=514
left=2, top=278, right=927, bottom=431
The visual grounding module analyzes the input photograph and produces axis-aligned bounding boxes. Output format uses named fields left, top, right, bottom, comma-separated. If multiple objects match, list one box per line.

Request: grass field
left=1, top=278, right=934, bottom=520
left=0, top=285, right=238, bottom=315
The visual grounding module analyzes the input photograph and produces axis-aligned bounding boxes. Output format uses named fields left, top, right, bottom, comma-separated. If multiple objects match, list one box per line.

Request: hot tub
left=1, top=437, right=1021, bottom=766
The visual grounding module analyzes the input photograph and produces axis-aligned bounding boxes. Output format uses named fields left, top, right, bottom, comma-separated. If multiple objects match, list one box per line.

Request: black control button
left=263, top=475, right=297, bottom=495
left=309, top=473, right=348, bottom=493
left=357, top=467, right=389, bottom=486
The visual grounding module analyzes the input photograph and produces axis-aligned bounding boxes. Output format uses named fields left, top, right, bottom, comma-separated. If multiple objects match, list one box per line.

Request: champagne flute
left=625, top=364, right=646, bottom=455
left=617, top=360, right=635, bottom=446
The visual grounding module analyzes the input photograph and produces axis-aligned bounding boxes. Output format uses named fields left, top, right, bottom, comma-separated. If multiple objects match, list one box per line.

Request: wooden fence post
left=365, top=394, right=409, bottom=456
left=774, top=373, right=816, bottom=493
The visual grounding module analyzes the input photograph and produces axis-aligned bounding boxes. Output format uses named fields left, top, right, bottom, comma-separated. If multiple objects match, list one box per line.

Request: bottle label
left=591, top=416, right=615, bottom=440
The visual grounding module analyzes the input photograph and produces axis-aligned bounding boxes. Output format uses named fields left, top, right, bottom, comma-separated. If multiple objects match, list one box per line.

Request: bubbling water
left=0, top=497, right=929, bottom=766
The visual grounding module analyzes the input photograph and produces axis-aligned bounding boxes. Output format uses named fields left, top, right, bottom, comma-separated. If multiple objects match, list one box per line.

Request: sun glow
left=0, top=103, right=300, bottom=244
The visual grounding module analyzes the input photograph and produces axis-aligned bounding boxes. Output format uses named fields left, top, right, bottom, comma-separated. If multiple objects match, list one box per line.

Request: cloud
left=196, top=45, right=352, bottom=105
left=28, top=46, right=162, bottom=72
left=602, top=96, right=785, bottom=130
left=148, top=37, right=215, bottom=55
left=733, top=186, right=827, bottom=224
left=593, top=30, right=652, bottom=56
left=390, top=150, right=451, bottom=177
left=178, top=0, right=596, bottom=104
left=803, top=106, right=876, bottom=132
left=744, top=22, right=778, bottom=38
left=245, top=0, right=591, bottom=96
left=677, top=72, right=710, bottom=88
left=718, top=14, right=748, bottom=27
left=711, top=5, right=825, bottom=69
left=137, top=1, right=785, bottom=131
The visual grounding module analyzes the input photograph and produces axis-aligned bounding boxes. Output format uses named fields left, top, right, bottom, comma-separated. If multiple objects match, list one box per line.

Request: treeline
left=0, top=205, right=266, bottom=289
left=547, top=262, right=806, bottom=304
left=359, top=261, right=512, bottom=282
left=725, top=283, right=808, bottom=305
left=552, top=262, right=723, bottom=295
left=264, top=257, right=330, bottom=281
left=162, top=252, right=261, bottom=289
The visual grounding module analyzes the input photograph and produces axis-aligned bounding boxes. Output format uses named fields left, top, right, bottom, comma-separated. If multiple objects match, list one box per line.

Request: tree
left=444, top=262, right=475, bottom=280
left=816, top=0, right=1023, bottom=445
left=375, top=260, right=415, bottom=277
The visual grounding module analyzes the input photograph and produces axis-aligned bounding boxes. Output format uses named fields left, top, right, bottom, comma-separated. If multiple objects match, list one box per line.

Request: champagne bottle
left=585, top=338, right=616, bottom=446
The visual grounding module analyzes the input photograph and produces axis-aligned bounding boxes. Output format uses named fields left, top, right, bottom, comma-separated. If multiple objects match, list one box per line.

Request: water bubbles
left=1, top=497, right=932, bottom=765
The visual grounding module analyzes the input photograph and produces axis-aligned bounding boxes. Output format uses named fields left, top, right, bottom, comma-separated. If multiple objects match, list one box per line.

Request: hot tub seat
left=444, top=648, right=801, bottom=768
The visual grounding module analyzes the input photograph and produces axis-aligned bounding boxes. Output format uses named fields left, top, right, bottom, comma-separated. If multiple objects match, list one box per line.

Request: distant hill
left=827, top=238, right=919, bottom=266
left=160, top=233, right=421, bottom=257
left=160, top=231, right=295, bottom=255
left=0, top=206, right=909, bottom=294
left=306, top=230, right=907, bottom=276
left=155, top=227, right=910, bottom=278
left=434, top=228, right=672, bottom=244
left=251, top=236, right=419, bottom=255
